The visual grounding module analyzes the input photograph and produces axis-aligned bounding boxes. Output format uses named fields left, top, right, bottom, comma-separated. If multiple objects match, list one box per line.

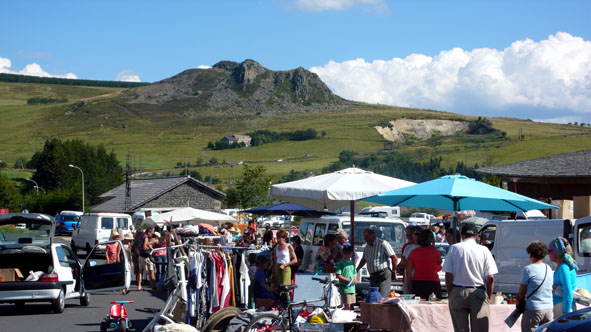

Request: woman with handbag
left=548, top=237, right=578, bottom=319
left=517, top=241, right=554, bottom=332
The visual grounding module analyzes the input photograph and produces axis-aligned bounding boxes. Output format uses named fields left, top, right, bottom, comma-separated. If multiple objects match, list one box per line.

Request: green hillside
left=1, top=76, right=591, bottom=186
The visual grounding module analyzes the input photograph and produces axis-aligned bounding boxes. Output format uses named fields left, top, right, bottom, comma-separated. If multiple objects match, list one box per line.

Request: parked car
left=54, top=210, right=83, bottom=236
left=71, top=213, right=133, bottom=254
left=0, top=213, right=131, bottom=313
left=536, top=306, right=591, bottom=331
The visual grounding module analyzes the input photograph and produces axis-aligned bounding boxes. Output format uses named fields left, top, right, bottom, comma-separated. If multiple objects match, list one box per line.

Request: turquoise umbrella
left=361, top=174, right=557, bottom=242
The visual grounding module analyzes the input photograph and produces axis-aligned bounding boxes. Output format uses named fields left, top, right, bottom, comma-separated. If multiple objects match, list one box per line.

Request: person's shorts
left=340, top=293, right=356, bottom=305
left=138, top=256, right=148, bottom=273
left=146, top=257, right=154, bottom=271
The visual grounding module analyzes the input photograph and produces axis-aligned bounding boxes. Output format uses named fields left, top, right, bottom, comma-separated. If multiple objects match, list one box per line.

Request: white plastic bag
left=330, top=308, right=357, bottom=323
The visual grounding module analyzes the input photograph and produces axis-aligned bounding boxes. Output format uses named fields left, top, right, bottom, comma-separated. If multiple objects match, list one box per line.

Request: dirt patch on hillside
left=376, top=118, right=468, bottom=142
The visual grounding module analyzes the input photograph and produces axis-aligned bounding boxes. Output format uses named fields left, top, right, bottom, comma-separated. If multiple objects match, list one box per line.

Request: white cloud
left=197, top=65, right=211, bottom=69
left=288, top=0, right=388, bottom=12
left=116, top=70, right=141, bottom=82
left=310, top=32, right=591, bottom=123
left=0, top=56, right=77, bottom=79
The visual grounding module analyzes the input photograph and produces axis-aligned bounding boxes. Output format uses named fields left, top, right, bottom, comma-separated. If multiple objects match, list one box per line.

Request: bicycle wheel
left=243, top=313, right=286, bottom=332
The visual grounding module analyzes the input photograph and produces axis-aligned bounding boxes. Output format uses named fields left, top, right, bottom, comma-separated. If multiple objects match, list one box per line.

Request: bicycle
left=243, top=273, right=348, bottom=332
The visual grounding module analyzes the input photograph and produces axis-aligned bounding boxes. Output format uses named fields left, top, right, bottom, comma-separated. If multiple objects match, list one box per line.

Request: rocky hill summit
left=127, top=59, right=349, bottom=114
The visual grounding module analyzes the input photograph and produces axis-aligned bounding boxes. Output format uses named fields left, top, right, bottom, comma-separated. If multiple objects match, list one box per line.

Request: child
left=254, top=255, right=276, bottom=310
left=336, top=245, right=357, bottom=310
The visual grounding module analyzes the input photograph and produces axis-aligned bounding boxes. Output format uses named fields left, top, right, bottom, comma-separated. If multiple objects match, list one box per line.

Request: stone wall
left=141, top=182, right=222, bottom=211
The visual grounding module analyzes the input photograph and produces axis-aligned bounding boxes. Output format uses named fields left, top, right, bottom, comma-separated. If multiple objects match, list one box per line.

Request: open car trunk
left=0, top=251, right=53, bottom=281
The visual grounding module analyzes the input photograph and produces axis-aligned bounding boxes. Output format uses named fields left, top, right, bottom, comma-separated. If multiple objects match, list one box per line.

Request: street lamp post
left=69, top=164, right=85, bottom=212
left=25, top=178, right=39, bottom=196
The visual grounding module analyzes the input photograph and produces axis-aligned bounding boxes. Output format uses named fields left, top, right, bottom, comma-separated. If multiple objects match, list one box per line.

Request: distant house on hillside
left=221, top=135, right=252, bottom=147
left=91, top=176, right=226, bottom=214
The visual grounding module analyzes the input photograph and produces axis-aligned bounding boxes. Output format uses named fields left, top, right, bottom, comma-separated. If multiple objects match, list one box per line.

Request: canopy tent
left=270, top=167, right=415, bottom=247
left=141, top=207, right=236, bottom=228
left=362, top=174, right=557, bottom=242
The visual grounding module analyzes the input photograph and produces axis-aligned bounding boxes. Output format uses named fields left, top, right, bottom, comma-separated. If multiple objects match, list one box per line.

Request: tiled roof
left=476, top=150, right=591, bottom=178
left=91, top=176, right=225, bottom=212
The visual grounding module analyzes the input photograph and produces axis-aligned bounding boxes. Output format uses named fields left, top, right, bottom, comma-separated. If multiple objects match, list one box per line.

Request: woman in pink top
left=406, top=229, right=442, bottom=300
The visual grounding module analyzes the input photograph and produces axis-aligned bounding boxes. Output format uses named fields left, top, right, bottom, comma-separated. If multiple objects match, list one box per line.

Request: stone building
left=221, top=134, right=252, bottom=147
left=91, top=176, right=226, bottom=213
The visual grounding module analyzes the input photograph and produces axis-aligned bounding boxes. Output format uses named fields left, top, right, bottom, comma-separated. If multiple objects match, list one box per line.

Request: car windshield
left=343, top=221, right=406, bottom=255
left=0, top=221, right=52, bottom=247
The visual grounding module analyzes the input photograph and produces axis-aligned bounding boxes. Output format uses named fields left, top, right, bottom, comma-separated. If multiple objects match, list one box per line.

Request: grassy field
left=2, top=81, right=591, bottom=185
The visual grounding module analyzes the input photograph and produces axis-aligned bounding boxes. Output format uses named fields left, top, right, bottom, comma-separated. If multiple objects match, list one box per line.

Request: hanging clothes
left=239, top=252, right=251, bottom=309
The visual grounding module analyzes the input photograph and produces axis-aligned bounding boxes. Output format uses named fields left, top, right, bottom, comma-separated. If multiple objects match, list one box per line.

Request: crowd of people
left=102, top=217, right=584, bottom=332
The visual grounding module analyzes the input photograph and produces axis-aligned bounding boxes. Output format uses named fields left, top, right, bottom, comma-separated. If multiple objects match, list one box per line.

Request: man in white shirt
left=442, top=223, right=498, bottom=332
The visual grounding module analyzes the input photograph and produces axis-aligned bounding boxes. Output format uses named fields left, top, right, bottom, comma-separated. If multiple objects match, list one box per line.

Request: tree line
left=0, top=73, right=150, bottom=88
left=207, top=128, right=323, bottom=150
left=0, top=139, right=123, bottom=215
left=27, top=97, right=68, bottom=105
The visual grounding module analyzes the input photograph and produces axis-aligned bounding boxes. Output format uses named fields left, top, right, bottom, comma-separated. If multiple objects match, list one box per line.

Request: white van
left=477, top=217, right=591, bottom=294
left=298, top=215, right=406, bottom=292
left=71, top=213, right=133, bottom=254
left=359, top=206, right=401, bottom=219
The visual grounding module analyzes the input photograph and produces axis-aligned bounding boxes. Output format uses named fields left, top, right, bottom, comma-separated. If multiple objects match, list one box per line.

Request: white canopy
left=140, top=207, right=235, bottom=228
left=270, top=167, right=416, bottom=211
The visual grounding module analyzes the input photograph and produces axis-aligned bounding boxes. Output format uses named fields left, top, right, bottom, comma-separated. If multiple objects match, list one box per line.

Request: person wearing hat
left=442, top=223, right=498, bottom=332
left=106, top=231, right=121, bottom=264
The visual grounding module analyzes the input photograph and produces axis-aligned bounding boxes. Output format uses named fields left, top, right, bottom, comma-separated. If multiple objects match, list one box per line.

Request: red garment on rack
left=212, top=252, right=225, bottom=313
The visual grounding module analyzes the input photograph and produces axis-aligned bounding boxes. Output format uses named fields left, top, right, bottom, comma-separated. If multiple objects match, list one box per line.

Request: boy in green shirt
left=336, top=245, right=357, bottom=310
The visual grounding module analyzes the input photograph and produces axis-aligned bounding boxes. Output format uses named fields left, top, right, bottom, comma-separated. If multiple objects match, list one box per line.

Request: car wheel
left=70, top=240, right=77, bottom=254
left=85, top=243, right=92, bottom=256
left=80, top=292, right=90, bottom=306
left=52, top=289, right=65, bottom=313
left=100, top=321, right=108, bottom=332
left=119, top=318, right=127, bottom=332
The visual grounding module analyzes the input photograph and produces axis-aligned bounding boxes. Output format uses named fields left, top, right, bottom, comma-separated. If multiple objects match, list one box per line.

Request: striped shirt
left=363, top=238, right=396, bottom=274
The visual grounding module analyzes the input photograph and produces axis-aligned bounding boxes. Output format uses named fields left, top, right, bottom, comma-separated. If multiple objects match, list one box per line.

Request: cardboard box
left=0, top=268, right=24, bottom=282
left=574, top=196, right=591, bottom=219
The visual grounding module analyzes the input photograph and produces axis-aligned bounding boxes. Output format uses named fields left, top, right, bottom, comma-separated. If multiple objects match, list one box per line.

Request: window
left=55, top=246, right=71, bottom=268
left=306, top=224, right=314, bottom=245
left=300, top=222, right=310, bottom=245
left=313, top=224, right=327, bottom=246
left=578, top=224, right=591, bottom=256
left=327, top=223, right=339, bottom=234
left=116, top=218, right=128, bottom=229
left=479, top=225, right=496, bottom=251
left=101, top=217, right=114, bottom=230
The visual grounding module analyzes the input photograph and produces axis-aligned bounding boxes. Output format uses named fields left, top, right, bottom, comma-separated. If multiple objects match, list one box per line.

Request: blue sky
left=1, top=0, right=590, bottom=123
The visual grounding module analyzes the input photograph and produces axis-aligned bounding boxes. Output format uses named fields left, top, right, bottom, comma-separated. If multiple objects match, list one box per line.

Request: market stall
left=360, top=301, right=521, bottom=332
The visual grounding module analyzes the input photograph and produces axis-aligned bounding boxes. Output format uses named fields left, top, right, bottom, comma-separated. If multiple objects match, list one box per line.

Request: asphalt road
left=0, top=236, right=167, bottom=332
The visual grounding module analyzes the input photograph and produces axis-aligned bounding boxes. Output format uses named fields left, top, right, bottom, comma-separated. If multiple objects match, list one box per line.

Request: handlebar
left=312, top=277, right=339, bottom=286
left=312, top=271, right=353, bottom=287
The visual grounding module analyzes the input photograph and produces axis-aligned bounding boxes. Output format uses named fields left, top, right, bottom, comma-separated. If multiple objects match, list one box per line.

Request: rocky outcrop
left=376, top=119, right=469, bottom=142
left=127, top=59, right=349, bottom=114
